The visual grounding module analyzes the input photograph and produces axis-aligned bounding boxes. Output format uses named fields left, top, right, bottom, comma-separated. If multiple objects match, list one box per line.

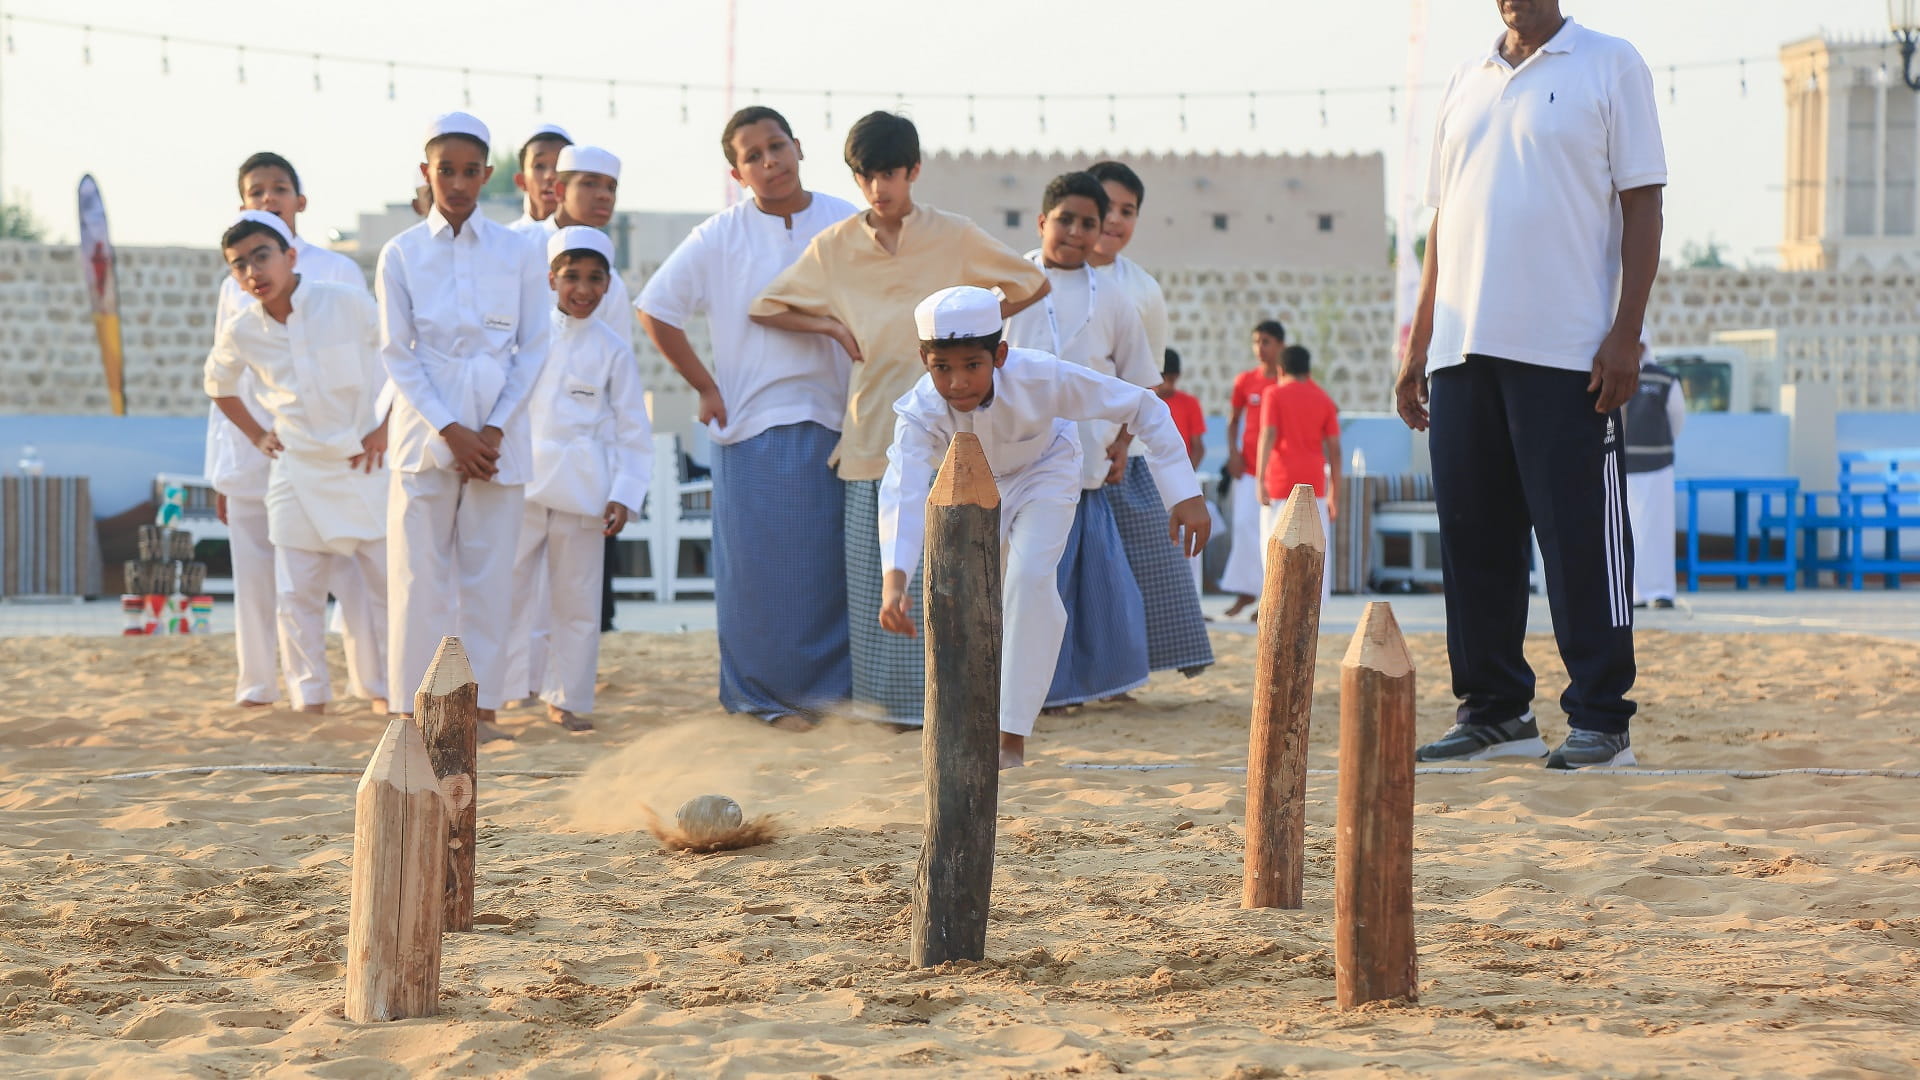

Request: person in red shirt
left=1257, top=344, right=1341, bottom=604
left=1218, top=320, right=1285, bottom=616
left=1157, top=348, right=1206, bottom=466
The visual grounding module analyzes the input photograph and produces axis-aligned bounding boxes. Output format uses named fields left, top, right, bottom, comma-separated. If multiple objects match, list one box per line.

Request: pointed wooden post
left=416, top=637, right=478, bottom=934
left=911, top=432, right=1003, bottom=968
left=1335, top=602, right=1419, bottom=1008
left=1244, top=484, right=1326, bottom=909
left=345, top=717, right=447, bottom=1022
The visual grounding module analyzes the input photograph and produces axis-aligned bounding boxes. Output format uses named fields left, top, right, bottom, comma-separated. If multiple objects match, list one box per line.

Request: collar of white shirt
left=426, top=204, right=482, bottom=240
left=1482, top=16, right=1581, bottom=68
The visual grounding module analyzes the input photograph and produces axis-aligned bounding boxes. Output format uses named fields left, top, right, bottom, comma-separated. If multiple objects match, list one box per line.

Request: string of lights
left=5, top=9, right=1812, bottom=129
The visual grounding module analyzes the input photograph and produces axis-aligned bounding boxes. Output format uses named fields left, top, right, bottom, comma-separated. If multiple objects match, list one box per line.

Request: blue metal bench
left=1835, top=450, right=1920, bottom=590
left=1680, top=477, right=1798, bottom=591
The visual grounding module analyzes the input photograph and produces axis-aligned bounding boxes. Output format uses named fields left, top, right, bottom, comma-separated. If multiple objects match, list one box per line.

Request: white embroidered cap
left=915, top=285, right=1001, bottom=341
left=424, top=111, right=490, bottom=151
left=547, top=225, right=616, bottom=267
left=228, top=209, right=292, bottom=247
left=521, top=122, right=574, bottom=150
left=557, top=145, right=620, bottom=180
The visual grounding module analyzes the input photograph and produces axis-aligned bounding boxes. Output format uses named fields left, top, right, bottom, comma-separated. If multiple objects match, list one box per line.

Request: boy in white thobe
left=207, top=152, right=384, bottom=709
left=205, top=211, right=389, bottom=713
left=380, top=111, right=550, bottom=736
left=879, top=287, right=1210, bottom=770
left=504, top=228, right=651, bottom=731
left=523, top=145, right=632, bottom=344
left=509, top=123, right=572, bottom=237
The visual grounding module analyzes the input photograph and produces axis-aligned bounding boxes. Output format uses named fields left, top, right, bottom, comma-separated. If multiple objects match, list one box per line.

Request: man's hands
left=350, top=420, right=389, bottom=473
left=252, top=429, right=285, bottom=458
left=826, top=319, right=863, bottom=364
left=1394, top=356, right=1430, bottom=432
left=1103, top=431, right=1131, bottom=486
left=697, top=387, right=729, bottom=428
left=603, top=501, right=630, bottom=537
left=441, top=422, right=500, bottom=481
left=1258, top=482, right=1272, bottom=507
left=1225, top=449, right=1247, bottom=479
left=878, top=569, right=915, bottom=637
left=1167, top=495, right=1211, bottom=558
left=1588, top=329, right=1642, bottom=414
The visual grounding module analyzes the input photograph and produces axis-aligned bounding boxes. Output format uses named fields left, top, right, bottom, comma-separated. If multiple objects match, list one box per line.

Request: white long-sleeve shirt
left=377, top=206, right=550, bottom=486
left=203, top=280, right=386, bottom=553
left=879, top=348, right=1200, bottom=574
left=203, top=235, right=368, bottom=496
left=525, top=217, right=634, bottom=348
left=526, top=308, right=653, bottom=517
left=1003, top=255, right=1157, bottom=488
left=636, top=193, right=857, bottom=445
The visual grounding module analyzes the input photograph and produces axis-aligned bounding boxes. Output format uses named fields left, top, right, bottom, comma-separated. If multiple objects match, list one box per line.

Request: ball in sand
left=676, top=794, right=745, bottom=846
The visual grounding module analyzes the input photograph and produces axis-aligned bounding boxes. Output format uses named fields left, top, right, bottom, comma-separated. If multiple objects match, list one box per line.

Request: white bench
left=1370, top=500, right=1542, bottom=593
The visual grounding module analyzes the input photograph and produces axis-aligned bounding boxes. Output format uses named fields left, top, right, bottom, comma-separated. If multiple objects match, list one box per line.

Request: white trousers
left=1259, top=495, right=1333, bottom=607
left=328, top=558, right=389, bottom=702
left=1217, top=475, right=1266, bottom=597
left=504, top=503, right=605, bottom=713
left=276, top=541, right=387, bottom=709
left=997, top=487, right=1079, bottom=738
left=388, top=469, right=524, bottom=712
left=1625, top=467, right=1677, bottom=603
left=226, top=495, right=280, bottom=705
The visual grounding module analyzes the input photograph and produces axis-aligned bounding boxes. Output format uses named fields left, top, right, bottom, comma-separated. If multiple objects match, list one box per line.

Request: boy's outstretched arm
left=879, top=569, right=915, bottom=636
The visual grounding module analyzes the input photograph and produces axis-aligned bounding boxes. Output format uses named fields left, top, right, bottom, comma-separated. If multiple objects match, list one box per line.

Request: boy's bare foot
left=547, top=704, right=593, bottom=732
left=1040, top=705, right=1076, bottom=717
left=238, top=699, right=274, bottom=708
left=300, top=703, right=326, bottom=715
left=768, top=714, right=816, bottom=732
left=999, top=732, right=1026, bottom=770
left=370, top=698, right=389, bottom=715
left=478, top=708, right=516, bottom=744
left=1100, top=693, right=1138, bottom=704
left=1223, top=594, right=1255, bottom=617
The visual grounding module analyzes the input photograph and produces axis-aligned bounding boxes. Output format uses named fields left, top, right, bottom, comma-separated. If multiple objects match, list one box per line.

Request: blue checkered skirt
left=1106, top=457, right=1214, bottom=674
left=1045, top=490, right=1150, bottom=707
left=844, top=478, right=927, bottom=725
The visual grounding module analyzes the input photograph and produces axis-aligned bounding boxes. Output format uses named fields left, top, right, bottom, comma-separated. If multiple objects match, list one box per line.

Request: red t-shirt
left=1163, top=390, right=1206, bottom=450
left=1230, top=368, right=1278, bottom=467
left=1260, top=378, right=1339, bottom=500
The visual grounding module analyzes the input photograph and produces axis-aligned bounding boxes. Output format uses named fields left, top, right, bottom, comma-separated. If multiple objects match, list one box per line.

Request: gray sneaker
left=1546, top=729, right=1636, bottom=770
left=1415, top=712, right=1549, bottom=762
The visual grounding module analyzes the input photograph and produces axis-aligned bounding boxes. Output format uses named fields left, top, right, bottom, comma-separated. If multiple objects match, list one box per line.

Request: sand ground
left=2, top=626, right=1918, bottom=1078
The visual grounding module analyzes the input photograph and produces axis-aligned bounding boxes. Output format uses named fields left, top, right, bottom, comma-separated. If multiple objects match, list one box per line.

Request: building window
left=1212, top=213, right=1229, bottom=231
left=1317, top=213, right=1335, bottom=233
left=1003, top=209, right=1021, bottom=229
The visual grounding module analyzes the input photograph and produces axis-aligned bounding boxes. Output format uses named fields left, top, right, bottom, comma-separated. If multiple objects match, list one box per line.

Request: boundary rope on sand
left=94, top=763, right=1920, bottom=782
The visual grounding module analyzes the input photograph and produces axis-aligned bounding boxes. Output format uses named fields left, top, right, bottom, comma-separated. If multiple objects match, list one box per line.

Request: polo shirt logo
left=1549, top=92, right=1556, bottom=103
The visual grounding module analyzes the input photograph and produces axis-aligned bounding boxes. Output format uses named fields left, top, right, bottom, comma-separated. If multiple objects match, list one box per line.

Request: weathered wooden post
left=1243, top=484, right=1326, bottom=909
left=1334, top=601, right=1419, bottom=1008
left=910, top=432, right=1003, bottom=968
left=345, top=717, right=448, bottom=1022
left=416, top=636, right=478, bottom=933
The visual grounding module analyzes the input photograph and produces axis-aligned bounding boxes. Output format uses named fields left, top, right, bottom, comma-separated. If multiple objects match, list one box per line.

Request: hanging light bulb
left=82, top=24, right=91, bottom=65
left=535, top=74, right=544, bottom=114
left=824, top=89, right=833, bottom=129
left=1319, top=88, right=1328, bottom=127
left=237, top=45, right=246, bottom=84
left=608, top=80, right=617, bottom=118
left=967, top=93, right=976, bottom=133
left=1739, top=58, right=1748, bottom=97
left=312, top=54, right=322, bottom=93
left=1179, top=92, right=1188, bottom=133
left=462, top=68, right=472, bottom=108
left=1248, top=91, right=1257, bottom=130
left=387, top=60, right=396, bottom=101
left=1107, top=93, right=1116, bottom=133
left=1668, top=64, right=1677, bottom=104
left=160, top=36, right=170, bottom=75
left=680, top=84, right=689, bottom=124
left=1388, top=85, right=1397, bottom=123
left=5, top=16, right=14, bottom=55
left=1038, top=94, right=1046, bottom=133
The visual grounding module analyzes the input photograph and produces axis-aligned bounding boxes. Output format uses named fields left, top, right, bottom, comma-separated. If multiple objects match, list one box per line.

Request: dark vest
left=1622, top=364, right=1677, bottom=474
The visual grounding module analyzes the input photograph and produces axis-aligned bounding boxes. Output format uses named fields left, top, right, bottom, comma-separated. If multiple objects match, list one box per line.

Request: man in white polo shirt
left=1394, top=1, right=1664, bottom=770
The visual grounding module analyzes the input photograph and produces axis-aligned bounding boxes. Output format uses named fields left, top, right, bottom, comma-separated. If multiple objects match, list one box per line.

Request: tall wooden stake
left=416, top=636, right=478, bottom=934
left=911, top=432, right=1003, bottom=968
left=1243, top=483, right=1326, bottom=909
left=345, top=717, right=447, bottom=1022
left=1335, top=602, right=1419, bottom=1008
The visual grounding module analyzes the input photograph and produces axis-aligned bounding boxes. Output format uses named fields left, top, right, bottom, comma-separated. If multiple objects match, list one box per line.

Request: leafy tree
left=1681, top=236, right=1728, bottom=269
left=480, top=149, right=521, bottom=201
left=0, top=203, right=46, bottom=242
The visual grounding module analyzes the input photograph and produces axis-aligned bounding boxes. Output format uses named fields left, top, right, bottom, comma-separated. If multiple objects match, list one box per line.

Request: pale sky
left=3, top=0, right=1897, bottom=263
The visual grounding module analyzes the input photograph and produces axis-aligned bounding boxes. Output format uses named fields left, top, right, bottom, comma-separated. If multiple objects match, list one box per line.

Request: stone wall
left=4, top=239, right=1918, bottom=420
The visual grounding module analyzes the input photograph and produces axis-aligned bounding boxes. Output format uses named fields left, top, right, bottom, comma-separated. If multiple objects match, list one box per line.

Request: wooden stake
left=416, top=636, right=478, bottom=934
left=911, top=432, right=1003, bottom=968
left=1334, top=601, right=1419, bottom=1008
left=1243, top=483, right=1326, bottom=909
left=345, top=717, right=448, bottom=1022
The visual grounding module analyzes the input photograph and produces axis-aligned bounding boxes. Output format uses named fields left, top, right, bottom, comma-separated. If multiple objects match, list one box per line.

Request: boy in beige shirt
left=751, top=110, right=1047, bottom=728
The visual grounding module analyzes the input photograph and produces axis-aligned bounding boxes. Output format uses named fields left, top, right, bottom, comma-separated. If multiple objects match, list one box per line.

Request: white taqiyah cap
left=548, top=225, right=615, bottom=267
left=557, top=144, right=620, bottom=179
left=228, top=210, right=292, bottom=248
left=915, top=286, right=1001, bottom=341
left=424, top=111, right=490, bottom=151
left=521, top=122, right=573, bottom=148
